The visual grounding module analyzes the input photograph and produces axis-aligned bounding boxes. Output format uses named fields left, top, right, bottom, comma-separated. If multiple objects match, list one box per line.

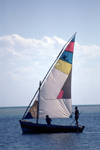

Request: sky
left=0, top=0, right=100, bottom=107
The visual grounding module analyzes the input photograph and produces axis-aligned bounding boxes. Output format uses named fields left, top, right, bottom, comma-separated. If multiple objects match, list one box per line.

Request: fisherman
left=75, top=106, right=79, bottom=125
left=46, top=115, right=52, bottom=124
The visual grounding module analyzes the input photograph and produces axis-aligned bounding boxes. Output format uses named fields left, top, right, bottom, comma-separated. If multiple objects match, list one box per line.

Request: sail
left=24, top=35, right=75, bottom=119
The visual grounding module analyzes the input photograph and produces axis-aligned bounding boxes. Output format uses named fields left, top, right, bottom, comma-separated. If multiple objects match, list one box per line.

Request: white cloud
left=0, top=34, right=100, bottom=106
left=0, top=34, right=66, bottom=61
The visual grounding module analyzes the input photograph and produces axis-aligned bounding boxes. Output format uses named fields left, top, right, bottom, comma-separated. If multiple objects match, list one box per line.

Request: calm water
left=0, top=105, right=100, bottom=150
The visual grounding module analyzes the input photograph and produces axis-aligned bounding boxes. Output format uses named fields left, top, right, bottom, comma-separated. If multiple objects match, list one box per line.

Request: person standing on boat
left=75, top=107, right=79, bottom=125
left=46, top=115, right=52, bottom=124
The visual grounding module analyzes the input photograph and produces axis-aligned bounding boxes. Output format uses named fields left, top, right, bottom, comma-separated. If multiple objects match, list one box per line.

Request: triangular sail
left=24, top=35, right=76, bottom=119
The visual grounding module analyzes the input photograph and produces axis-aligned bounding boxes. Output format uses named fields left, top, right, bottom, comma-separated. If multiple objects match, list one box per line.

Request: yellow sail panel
left=54, top=59, right=72, bottom=75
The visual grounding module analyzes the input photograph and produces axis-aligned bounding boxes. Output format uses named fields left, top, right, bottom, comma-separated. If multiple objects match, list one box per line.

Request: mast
left=36, top=81, right=41, bottom=124
left=22, top=32, right=77, bottom=119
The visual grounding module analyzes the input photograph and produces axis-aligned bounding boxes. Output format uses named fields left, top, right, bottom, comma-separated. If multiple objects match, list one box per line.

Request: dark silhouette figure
left=75, top=107, right=79, bottom=125
left=46, top=115, right=52, bottom=125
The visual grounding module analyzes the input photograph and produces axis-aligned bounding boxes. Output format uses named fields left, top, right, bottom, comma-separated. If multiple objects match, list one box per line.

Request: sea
left=0, top=105, right=100, bottom=150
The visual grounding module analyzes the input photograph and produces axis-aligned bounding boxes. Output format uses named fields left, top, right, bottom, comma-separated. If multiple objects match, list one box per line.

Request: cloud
left=0, top=34, right=67, bottom=81
left=0, top=34, right=100, bottom=106
left=74, top=42, right=100, bottom=72
left=0, top=34, right=65, bottom=60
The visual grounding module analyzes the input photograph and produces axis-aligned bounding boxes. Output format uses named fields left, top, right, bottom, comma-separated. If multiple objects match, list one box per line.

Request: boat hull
left=19, top=120, right=85, bottom=134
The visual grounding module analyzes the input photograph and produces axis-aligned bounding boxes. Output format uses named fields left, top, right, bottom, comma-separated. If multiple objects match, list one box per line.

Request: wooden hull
left=19, top=120, right=85, bottom=134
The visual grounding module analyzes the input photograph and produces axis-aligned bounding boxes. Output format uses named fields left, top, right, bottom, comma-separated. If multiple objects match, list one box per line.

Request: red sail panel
left=65, top=41, right=74, bottom=53
left=57, top=90, right=64, bottom=99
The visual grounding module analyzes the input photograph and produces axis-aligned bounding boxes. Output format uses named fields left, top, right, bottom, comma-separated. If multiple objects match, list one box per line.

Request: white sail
left=39, top=68, right=71, bottom=118
left=24, top=35, right=75, bottom=119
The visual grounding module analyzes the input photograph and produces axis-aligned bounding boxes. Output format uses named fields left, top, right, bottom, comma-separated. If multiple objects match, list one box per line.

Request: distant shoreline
left=0, top=104, right=100, bottom=108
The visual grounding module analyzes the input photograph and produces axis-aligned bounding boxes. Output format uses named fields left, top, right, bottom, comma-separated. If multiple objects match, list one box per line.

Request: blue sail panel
left=59, top=51, right=73, bottom=64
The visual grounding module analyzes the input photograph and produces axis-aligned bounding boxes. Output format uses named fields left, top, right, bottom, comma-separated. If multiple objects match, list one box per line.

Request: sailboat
left=19, top=33, right=85, bottom=133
